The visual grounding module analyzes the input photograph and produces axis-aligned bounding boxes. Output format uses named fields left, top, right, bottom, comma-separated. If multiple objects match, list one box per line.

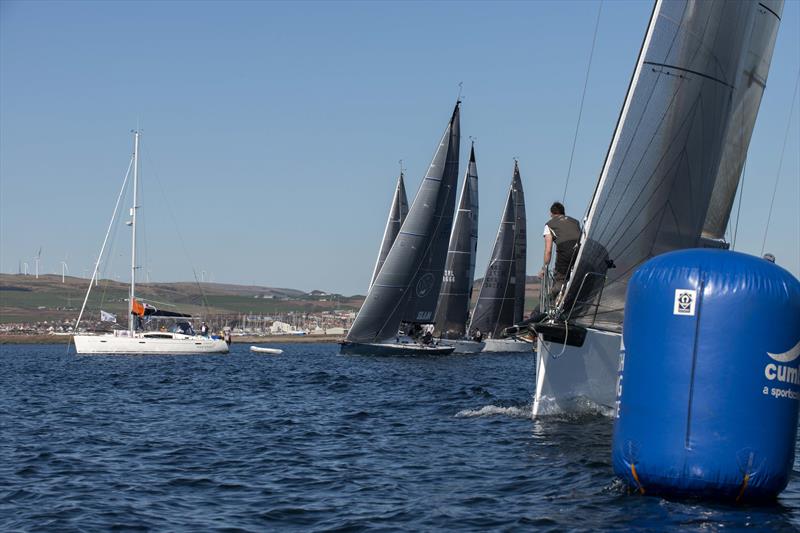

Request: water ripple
left=2, top=344, right=800, bottom=530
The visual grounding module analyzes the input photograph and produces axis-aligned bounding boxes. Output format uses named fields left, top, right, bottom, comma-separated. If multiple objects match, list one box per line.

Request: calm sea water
left=2, top=343, right=800, bottom=531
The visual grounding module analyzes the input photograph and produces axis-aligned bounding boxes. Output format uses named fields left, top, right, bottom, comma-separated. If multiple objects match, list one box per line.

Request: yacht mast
left=129, top=130, right=140, bottom=334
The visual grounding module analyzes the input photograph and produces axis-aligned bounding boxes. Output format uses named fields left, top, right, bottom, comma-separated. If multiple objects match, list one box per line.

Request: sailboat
left=72, top=131, right=229, bottom=355
left=432, top=142, right=480, bottom=351
left=460, top=160, right=530, bottom=353
left=370, top=169, right=409, bottom=288
left=530, top=0, right=783, bottom=415
left=341, top=101, right=461, bottom=356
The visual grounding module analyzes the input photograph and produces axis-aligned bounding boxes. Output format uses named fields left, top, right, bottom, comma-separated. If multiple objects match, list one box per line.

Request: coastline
left=0, top=334, right=343, bottom=345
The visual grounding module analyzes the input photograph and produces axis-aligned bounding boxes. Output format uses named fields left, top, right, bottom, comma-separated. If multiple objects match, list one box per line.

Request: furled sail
left=433, top=143, right=479, bottom=338
left=468, top=161, right=526, bottom=338
left=370, top=172, right=409, bottom=287
left=346, top=102, right=461, bottom=343
left=558, top=0, right=768, bottom=333
left=702, top=0, right=783, bottom=241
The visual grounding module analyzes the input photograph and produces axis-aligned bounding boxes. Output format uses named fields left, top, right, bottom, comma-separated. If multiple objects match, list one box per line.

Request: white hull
left=250, top=346, right=283, bottom=355
left=482, top=338, right=533, bottom=353
left=73, top=332, right=229, bottom=355
left=532, top=328, right=621, bottom=417
left=446, top=339, right=486, bottom=354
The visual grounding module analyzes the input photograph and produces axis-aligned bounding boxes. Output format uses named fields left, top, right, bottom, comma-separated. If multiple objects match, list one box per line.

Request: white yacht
left=72, top=131, right=229, bottom=355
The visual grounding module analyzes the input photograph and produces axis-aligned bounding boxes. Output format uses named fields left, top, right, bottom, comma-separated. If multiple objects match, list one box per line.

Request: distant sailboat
left=341, top=101, right=461, bottom=356
left=72, top=131, right=229, bottom=355
left=433, top=142, right=479, bottom=340
left=465, top=160, right=529, bottom=353
left=371, top=170, right=409, bottom=288
left=531, top=0, right=783, bottom=415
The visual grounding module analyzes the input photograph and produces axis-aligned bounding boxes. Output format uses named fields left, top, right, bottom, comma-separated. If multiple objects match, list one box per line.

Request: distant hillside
left=0, top=274, right=362, bottom=324
left=0, top=273, right=543, bottom=324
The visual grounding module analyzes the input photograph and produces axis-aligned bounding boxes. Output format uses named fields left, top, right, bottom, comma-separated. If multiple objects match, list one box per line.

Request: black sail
left=559, top=0, right=769, bottom=333
left=370, top=172, right=409, bottom=287
left=512, top=163, right=527, bottom=325
left=347, top=102, right=461, bottom=343
left=468, top=162, right=526, bottom=338
left=433, top=143, right=479, bottom=338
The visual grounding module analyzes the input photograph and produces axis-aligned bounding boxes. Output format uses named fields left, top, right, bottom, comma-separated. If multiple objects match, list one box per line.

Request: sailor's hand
left=538, top=268, right=546, bottom=279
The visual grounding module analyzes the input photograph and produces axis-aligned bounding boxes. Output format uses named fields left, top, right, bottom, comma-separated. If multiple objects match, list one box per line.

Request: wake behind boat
left=71, top=131, right=229, bottom=355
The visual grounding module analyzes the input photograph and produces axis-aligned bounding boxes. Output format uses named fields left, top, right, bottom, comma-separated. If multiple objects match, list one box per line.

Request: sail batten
left=433, top=144, right=479, bottom=339
left=558, top=0, right=773, bottom=332
left=347, top=102, right=461, bottom=343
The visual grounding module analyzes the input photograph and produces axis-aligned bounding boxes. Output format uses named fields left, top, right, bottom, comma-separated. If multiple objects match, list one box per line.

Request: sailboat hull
left=73, top=333, right=229, bottom=355
left=482, top=338, right=533, bottom=353
left=339, top=341, right=455, bottom=356
left=532, top=328, right=621, bottom=417
left=446, top=339, right=486, bottom=354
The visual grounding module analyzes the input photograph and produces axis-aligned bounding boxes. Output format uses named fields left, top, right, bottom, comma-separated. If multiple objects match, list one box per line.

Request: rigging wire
left=143, top=149, right=211, bottom=316
left=562, top=0, right=603, bottom=202
left=70, top=156, right=134, bottom=349
left=761, top=69, right=800, bottom=256
left=731, top=158, right=746, bottom=250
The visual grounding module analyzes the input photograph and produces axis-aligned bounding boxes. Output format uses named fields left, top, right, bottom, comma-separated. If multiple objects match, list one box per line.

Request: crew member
left=540, top=201, right=582, bottom=302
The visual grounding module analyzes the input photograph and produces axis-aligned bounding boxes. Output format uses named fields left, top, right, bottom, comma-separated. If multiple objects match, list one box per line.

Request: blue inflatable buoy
left=613, top=249, right=800, bottom=501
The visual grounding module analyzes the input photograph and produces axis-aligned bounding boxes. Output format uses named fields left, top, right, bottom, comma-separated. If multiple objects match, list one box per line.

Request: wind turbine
left=34, top=247, right=42, bottom=279
left=23, top=262, right=29, bottom=275
left=61, top=260, right=69, bottom=283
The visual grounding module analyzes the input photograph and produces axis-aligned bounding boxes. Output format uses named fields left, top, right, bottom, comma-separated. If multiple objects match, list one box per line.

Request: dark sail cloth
left=544, top=214, right=581, bottom=298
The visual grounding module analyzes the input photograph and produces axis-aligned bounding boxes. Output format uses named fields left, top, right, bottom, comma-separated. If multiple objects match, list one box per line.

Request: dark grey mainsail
left=370, top=172, right=409, bottom=287
left=557, top=0, right=775, bottom=333
left=433, top=143, right=479, bottom=338
left=468, top=161, right=526, bottom=338
left=702, top=0, right=783, bottom=241
left=346, top=102, right=461, bottom=343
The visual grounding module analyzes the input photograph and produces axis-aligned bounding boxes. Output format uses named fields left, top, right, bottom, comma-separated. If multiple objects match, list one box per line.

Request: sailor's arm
left=540, top=232, right=554, bottom=277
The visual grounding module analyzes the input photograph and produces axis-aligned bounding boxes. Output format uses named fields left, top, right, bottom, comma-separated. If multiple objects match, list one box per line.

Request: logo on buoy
left=415, top=273, right=435, bottom=297
left=768, top=339, right=800, bottom=363
left=763, top=338, right=800, bottom=400
left=673, top=289, right=696, bottom=316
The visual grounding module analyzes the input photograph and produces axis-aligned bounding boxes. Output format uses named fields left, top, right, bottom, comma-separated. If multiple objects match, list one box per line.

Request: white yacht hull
left=532, top=328, right=621, bottom=417
left=445, top=339, right=486, bottom=354
left=73, top=333, right=229, bottom=355
left=482, top=338, right=533, bottom=353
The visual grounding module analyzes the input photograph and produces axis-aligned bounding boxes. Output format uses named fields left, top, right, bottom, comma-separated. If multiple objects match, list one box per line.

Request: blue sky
left=1, top=0, right=798, bottom=295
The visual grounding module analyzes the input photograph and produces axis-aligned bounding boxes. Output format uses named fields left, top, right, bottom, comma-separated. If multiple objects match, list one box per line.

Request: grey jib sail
left=468, top=161, right=526, bottom=338
left=702, top=0, right=783, bottom=241
left=370, top=171, right=409, bottom=287
left=347, top=102, right=461, bottom=343
left=559, top=0, right=780, bottom=333
left=433, top=143, right=479, bottom=338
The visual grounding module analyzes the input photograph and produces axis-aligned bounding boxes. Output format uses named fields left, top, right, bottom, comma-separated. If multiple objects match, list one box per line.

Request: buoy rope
left=630, top=463, right=645, bottom=495
left=736, top=472, right=750, bottom=503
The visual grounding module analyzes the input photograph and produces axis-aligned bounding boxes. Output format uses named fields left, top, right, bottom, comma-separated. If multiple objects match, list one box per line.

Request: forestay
left=559, top=0, right=771, bottom=332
